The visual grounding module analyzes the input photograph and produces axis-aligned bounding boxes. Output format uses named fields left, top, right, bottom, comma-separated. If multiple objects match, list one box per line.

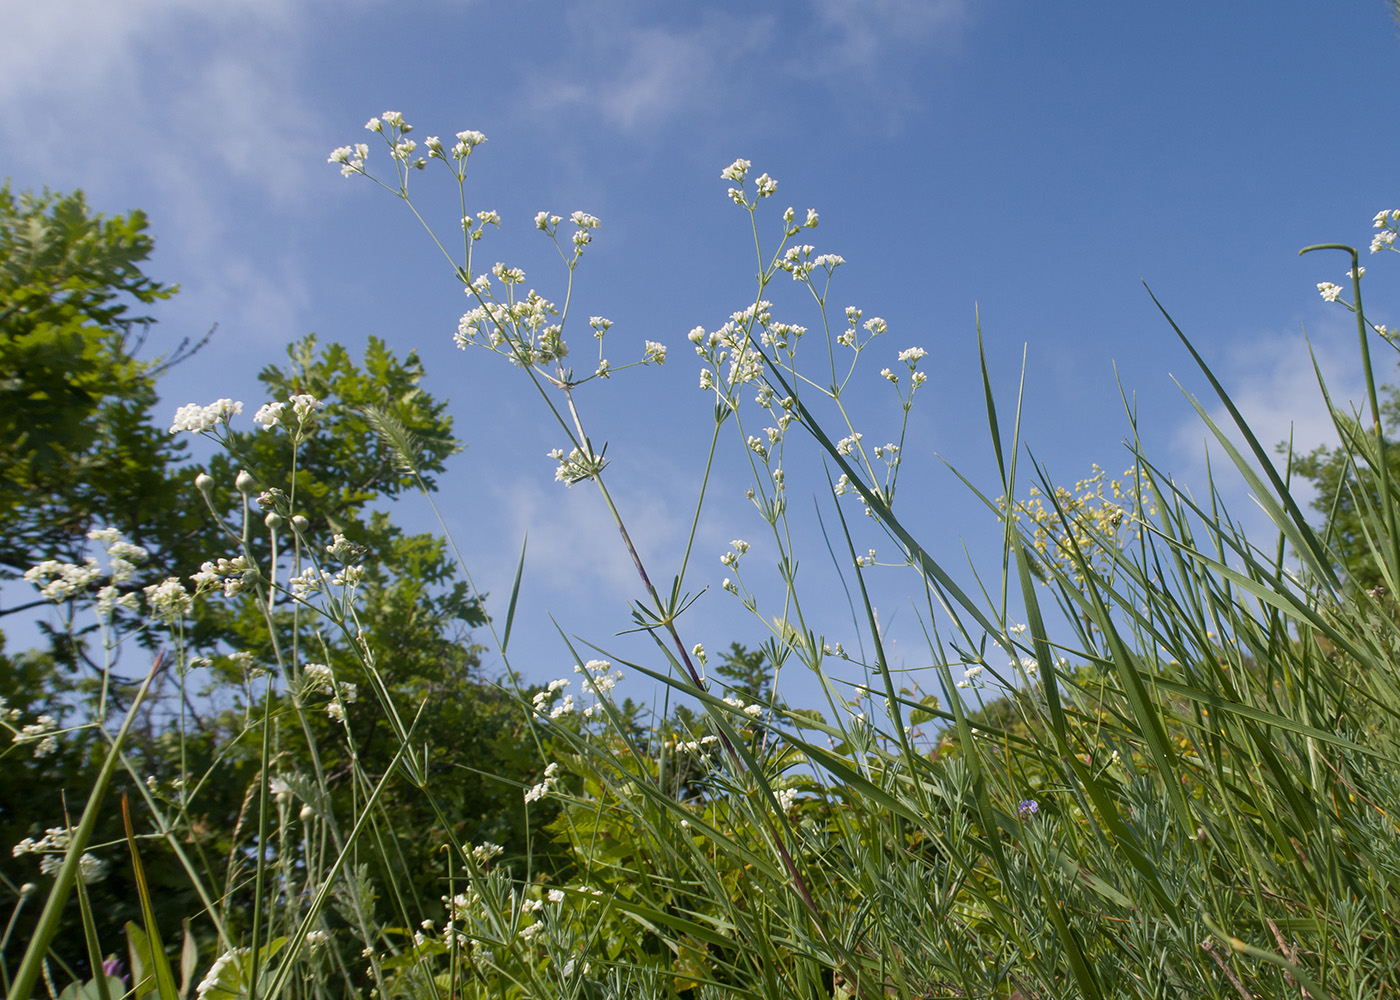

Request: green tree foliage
left=0, top=185, right=205, bottom=602
left=1287, top=380, right=1400, bottom=591
left=0, top=187, right=555, bottom=982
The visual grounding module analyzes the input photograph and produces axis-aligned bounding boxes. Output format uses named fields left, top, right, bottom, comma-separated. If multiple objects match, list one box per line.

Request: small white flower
left=169, top=399, right=242, bottom=434
left=720, top=158, right=751, bottom=182
left=288, top=393, right=325, bottom=423
left=253, top=402, right=285, bottom=429
left=1318, top=282, right=1343, bottom=302
left=470, top=842, right=503, bottom=864
left=643, top=340, right=667, bottom=365
left=897, top=346, right=926, bottom=364
left=144, top=578, right=192, bottom=623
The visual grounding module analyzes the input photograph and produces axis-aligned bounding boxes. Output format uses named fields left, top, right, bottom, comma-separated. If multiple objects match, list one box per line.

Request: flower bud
left=235, top=470, right=256, bottom=494
left=20, top=882, right=37, bottom=898
left=265, top=512, right=284, bottom=530
left=291, top=515, right=309, bottom=532
left=300, top=804, right=314, bottom=821
left=195, top=472, right=215, bottom=494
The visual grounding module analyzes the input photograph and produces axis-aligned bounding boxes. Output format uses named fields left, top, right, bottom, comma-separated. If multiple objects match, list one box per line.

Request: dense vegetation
left=6, top=113, right=1400, bottom=1000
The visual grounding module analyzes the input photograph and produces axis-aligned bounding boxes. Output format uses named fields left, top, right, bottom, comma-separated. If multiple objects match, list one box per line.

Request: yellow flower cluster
left=1000, top=465, right=1156, bottom=584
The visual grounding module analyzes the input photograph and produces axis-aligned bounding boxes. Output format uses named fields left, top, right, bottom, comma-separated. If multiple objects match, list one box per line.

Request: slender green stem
left=8, top=651, right=168, bottom=1000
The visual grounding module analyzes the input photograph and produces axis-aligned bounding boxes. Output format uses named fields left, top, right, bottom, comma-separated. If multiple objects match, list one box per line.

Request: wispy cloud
left=805, top=0, right=965, bottom=74
left=526, top=5, right=775, bottom=132
left=0, top=0, right=337, bottom=350
left=1168, top=327, right=1365, bottom=532
left=481, top=469, right=683, bottom=604
left=525, top=0, right=966, bottom=135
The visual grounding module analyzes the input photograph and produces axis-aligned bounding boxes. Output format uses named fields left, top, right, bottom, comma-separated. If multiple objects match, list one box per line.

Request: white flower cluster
left=23, top=558, right=102, bottom=602
left=722, top=695, right=764, bottom=718
left=143, top=578, right=193, bottom=623
left=328, top=142, right=370, bottom=177
left=25, top=528, right=153, bottom=619
left=524, top=762, right=561, bottom=804
left=956, top=663, right=985, bottom=689
left=456, top=288, right=565, bottom=365
left=253, top=393, right=326, bottom=431
left=191, top=556, right=252, bottom=599
left=547, top=445, right=606, bottom=486
left=12, top=713, right=59, bottom=757
left=470, top=841, right=504, bottom=865
left=1372, top=209, right=1400, bottom=254
left=169, top=398, right=242, bottom=435
left=776, top=244, right=843, bottom=282
left=87, top=528, right=149, bottom=580
left=288, top=565, right=357, bottom=598
left=530, top=663, right=624, bottom=723
left=676, top=734, right=721, bottom=756
left=301, top=663, right=357, bottom=721
left=720, top=539, right=750, bottom=569
left=568, top=210, right=601, bottom=251
left=722, top=159, right=778, bottom=206
left=12, top=827, right=108, bottom=882
left=575, top=659, right=624, bottom=696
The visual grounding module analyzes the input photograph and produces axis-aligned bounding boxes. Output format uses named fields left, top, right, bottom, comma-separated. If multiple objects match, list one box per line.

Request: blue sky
left=3, top=0, right=1399, bottom=711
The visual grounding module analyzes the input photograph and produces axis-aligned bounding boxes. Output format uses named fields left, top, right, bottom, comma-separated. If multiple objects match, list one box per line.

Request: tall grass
left=9, top=121, right=1400, bottom=1000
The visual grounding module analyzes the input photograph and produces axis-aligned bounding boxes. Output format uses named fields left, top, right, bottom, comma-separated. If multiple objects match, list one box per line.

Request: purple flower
left=102, top=957, right=127, bottom=985
left=1017, top=799, right=1039, bottom=818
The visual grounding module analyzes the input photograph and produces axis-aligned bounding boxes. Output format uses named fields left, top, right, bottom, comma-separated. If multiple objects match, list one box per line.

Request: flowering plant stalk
left=12, top=115, right=1400, bottom=1000
left=325, top=113, right=1400, bottom=998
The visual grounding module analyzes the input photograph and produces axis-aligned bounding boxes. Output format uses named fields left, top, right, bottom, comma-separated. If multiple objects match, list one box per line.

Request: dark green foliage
left=0, top=184, right=207, bottom=631
left=0, top=186, right=556, bottom=985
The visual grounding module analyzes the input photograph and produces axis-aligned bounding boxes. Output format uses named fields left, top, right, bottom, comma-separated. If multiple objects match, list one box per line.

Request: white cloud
left=523, top=0, right=967, bottom=135
left=485, top=471, right=680, bottom=601
left=527, top=5, right=775, bottom=131
left=0, top=0, right=322, bottom=200
left=1168, top=327, right=1366, bottom=537
left=806, top=0, right=965, bottom=73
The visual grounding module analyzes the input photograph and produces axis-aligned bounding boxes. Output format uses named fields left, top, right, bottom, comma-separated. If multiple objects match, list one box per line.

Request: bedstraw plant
left=9, top=113, right=1400, bottom=1000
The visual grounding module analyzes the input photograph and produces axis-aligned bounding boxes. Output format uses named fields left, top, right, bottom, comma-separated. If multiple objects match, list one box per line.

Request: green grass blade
left=501, top=533, right=527, bottom=653
left=8, top=651, right=168, bottom=1000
